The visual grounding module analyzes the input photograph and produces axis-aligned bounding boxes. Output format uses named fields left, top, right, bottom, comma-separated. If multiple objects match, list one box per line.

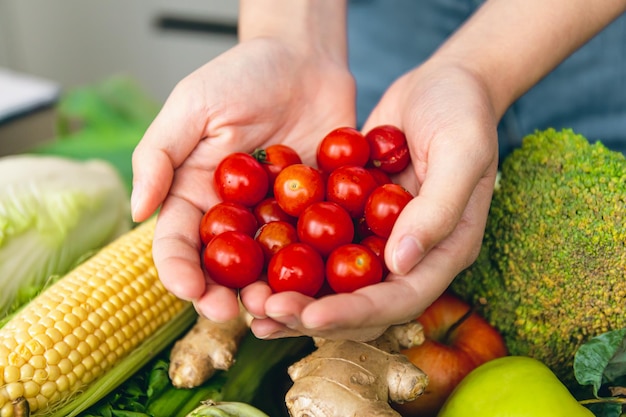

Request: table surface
left=0, top=68, right=60, bottom=124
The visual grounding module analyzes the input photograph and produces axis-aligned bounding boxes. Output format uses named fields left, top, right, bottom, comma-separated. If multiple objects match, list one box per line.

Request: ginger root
left=169, top=308, right=250, bottom=388
left=285, top=322, right=428, bottom=417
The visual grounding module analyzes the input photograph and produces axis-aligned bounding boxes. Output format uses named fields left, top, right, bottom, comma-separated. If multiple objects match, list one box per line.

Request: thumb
left=130, top=90, right=209, bottom=222
left=131, top=145, right=175, bottom=222
left=385, top=145, right=496, bottom=276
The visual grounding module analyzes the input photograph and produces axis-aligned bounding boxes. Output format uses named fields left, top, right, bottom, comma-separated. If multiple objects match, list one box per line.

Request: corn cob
left=0, top=218, right=191, bottom=417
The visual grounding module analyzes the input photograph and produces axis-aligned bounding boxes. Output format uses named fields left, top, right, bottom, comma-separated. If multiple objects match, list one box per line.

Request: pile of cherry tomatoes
left=200, top=125, right=412, bottom=297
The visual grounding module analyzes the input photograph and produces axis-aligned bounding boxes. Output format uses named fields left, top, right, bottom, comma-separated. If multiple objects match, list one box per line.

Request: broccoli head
left=451, top=128, right=626, bottom=387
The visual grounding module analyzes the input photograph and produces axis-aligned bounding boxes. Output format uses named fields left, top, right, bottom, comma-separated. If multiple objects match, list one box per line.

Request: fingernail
left=302, top=319, right=335, bottom=331
left=257, top=329, right=300, bottom=339
left=247, top=312, right=268, bottom=320
left=130, top=182, right=142, bottom=222
left=266, top=313, right=299, bottom=329
left=392, top=235, right=424, bottom=275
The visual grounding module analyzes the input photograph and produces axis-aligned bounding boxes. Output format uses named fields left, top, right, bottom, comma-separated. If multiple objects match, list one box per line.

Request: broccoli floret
left=451, top=128, right=626, bottom=387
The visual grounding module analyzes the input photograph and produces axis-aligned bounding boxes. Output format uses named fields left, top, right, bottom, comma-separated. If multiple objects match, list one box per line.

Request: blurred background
left=0, top=0, right=238, bottom=101
left=0, top=0, right=239, bottom=177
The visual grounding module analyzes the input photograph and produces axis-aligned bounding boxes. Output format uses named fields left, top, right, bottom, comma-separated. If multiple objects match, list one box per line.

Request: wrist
left=238, top=0, right=348, bottom=64
left=429, top=0, right=626, bottom=119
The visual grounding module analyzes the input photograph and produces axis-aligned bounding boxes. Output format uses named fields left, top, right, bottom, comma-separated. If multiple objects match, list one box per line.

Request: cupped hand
left=131, top=37, right=356, bottom=322
left=248, top=61, right=500, bottom=341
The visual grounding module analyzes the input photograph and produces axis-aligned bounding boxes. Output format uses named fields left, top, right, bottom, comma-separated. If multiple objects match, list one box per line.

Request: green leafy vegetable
left=574, top=328, right=626, bottom=416
left=2, top=75, right=159, bottom=316
left=186, top=401, right=270, bottom=417
left=220, top=334, right=314, bottom=416
left=0, top=154, right=131, bottom=317
left=82, top=350, right=225, bottom=417
left=81, top=331, right=313, bottom=417
left=34, top=75, right=160, bottom=192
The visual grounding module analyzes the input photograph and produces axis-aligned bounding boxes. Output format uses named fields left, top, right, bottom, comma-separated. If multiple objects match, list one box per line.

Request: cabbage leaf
left=0, top=154, right=131, bottom=316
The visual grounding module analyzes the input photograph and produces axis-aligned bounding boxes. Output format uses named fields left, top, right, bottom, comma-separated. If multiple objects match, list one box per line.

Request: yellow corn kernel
left=0, top=219, right=189, bottom=416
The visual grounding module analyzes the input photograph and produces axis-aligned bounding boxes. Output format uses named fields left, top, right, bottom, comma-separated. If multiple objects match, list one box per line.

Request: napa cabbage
left=0, top=154, right=131, bottom=315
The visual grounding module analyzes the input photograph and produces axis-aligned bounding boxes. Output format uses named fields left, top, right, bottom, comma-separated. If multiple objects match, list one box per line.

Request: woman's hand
left=131, top=36, right=356, bottom=322
left=246, top=0, right=626, bottom=342
left=247, top=61, right=499, bottom=341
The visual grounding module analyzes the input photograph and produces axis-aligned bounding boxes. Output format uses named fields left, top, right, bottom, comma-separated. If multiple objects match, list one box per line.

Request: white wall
left=0, top=0, right=239, bottom=101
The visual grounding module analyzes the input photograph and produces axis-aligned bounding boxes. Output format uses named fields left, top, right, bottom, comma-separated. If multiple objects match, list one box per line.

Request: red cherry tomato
left=199, top=202, right=258, bottom=245
left=267, top=243, right=325, bottom=296
left=326, top=165, right=378, bottom=218
left=255, top=221, right=299, bottom=264
left=326, top=243, right=384, bottom=293
left=296, top=201, right=354, bottom=257
left=367, top=167, right=393, bottom=185
left=203, top=231, right=264, bottom=289
left=214, top=152, right=269, bottom=207
left=252, top=144, right=302, bottom=190
left=364, top=183, right=413, bottom=238
left=365, top=125, right=410, bottom=174
left=360, top=234, right=390, bottom=279
left=354, top=216, right=374, bottom=241
left=273, top=164, right=325, bottom=217
left=316, top=127, right=370, bottom=172
left=253, top=197, right=297, bottom=226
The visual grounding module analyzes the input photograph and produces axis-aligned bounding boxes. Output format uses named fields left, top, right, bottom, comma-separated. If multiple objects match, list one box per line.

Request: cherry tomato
left=360, top=234, right=390, bottom=279
left=326, top=243, right=384, bottom=293
left=365, top=125, right=410, bottom=174
left=354, top=216, right=374, bottom=241
left=199, top=202, right=258, bottom=245
left=367, top=167, right=393, bottom=185
left=253, top=197, right=297, bottom=226
left=255, top=221, right=299, bottom=264
left=273, top=164, right=325, bottom=217
left=267, top=242, right=325, bottom=296
left=203, top=231, right=264, bottom=289
left=326, top=165, right=378, bottom=218
left=214, top=152, right=269, bottom=207
left=252, top=144, right=302, bottom=190
left=364, top=183, right=413, bottom=238
left=316, top=127, right=370, bottom=172
left=297, top=201, right=354, bottom=257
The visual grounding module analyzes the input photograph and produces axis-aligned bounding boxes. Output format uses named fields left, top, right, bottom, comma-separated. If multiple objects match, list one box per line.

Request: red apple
left=393, top=291, right=508, bottom=417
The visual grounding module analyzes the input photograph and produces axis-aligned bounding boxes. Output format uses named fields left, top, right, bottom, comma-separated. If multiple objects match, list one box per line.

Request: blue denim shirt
left=347, top=0, right=626, bottom=159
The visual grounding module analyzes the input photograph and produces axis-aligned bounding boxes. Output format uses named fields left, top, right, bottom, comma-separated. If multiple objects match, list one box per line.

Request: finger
left=264, top=291, right=314, bottom=329
left=297, top=249, right=462, bottom=336
left=263, top=292, right=387, bottom=341
left=152, top=194, right=206, bottom=301
left=386, top=139, right=497, bottom=275
left=130, top=83, right=210, bottom=221
left=249, top=319, right=302, bottom=339
left=298, top=282, right=425, bottom=331
left=299, top=197, right=491, bottom=336
left=193, top=284, right=241, bottom=323
left=131, top=146, right=174, bottom=222
left=239, top=280, right=273, bottom=319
